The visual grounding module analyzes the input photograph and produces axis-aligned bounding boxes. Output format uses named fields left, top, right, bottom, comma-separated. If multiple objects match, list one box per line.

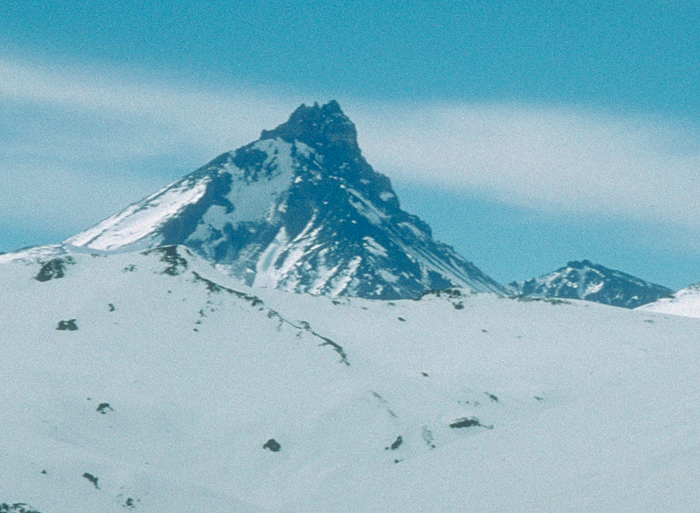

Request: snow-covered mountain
left=66, top=101, right=506, bottom=299
left=637, top=282, right=700, bottom=318
left=7, top=100, right=700, bottom=512
left=510, top=259, right=673, bottom=308
left=3, top=245, right=700, bottom=512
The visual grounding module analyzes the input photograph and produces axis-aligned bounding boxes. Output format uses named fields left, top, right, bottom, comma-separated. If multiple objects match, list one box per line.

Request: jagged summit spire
left=260, top=100, right=358, bottom=150
left=67, top=101, right=508, bottom=299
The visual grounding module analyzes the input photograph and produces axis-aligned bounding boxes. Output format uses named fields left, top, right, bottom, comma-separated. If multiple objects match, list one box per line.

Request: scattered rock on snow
left=449, top=417, right=493, bottom=429
left=96, top=403, right=114, bottom=414
left=35, top=257, right=74, bottom=282
left=56, top=319, right=78, bottom=331
left=82, top=472, right=99, bottom=489
left=263, top=438, right=281, bottom=452
left=0, top=504, right=43, bottom=513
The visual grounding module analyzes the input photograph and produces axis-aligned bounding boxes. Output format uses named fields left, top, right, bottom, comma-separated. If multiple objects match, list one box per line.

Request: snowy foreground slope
left=2, top=246, right=700, bottom=512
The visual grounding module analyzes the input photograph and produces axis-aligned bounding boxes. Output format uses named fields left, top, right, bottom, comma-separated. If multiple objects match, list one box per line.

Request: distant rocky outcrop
left=66, top=101, right=507, bottom=299
left=511, top=260, right=673, bottom=308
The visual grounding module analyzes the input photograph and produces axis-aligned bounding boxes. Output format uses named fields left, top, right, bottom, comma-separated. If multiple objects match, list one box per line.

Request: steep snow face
left=65, top=139, right=297, bottom=254
left=638, top=283, right=700, bottom=318
left=3, top=246, right=700, bottom=512
left=511, top=259, right=673, bottom=308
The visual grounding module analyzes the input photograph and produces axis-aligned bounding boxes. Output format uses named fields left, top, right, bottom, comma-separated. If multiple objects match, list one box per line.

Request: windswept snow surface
left=2, top=247, right=700, bottom=512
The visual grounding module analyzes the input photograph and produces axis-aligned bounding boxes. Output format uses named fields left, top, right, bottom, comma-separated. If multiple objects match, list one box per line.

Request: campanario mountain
left=66, top=101, right=507, bottom=299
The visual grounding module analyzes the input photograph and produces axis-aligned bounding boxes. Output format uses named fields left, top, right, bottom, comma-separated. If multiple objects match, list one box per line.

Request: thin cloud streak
left=356, top=104, right=700, bottom=228
left=0, top=58, right=297, bottom=159
left=2, top=57, right=700, bottom=248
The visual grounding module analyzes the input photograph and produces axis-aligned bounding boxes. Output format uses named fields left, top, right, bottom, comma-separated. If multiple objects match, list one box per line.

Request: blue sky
left=2, top=0, right=700, bottom=289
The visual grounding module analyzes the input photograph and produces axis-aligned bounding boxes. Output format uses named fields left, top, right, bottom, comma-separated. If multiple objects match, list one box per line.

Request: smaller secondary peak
left=512, top=260, right=673, bottom=309
left=260, top=100, right=358, bottom=150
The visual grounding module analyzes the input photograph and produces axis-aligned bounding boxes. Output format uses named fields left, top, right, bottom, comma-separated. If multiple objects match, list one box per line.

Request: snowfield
left=1, top=245, right=700, bottom=512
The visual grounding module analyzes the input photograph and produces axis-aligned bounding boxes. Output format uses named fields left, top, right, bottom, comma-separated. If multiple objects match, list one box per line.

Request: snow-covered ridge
left=66, top=175, right=212, bottom=251
left=638, top=282, right=700, bottom=318
left=0, top=244, right=67, bottom=264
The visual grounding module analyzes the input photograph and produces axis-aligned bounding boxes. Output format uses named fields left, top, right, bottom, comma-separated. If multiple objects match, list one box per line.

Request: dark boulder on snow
left=82, top=472, right=99, bottom=489
left=35, top=257, right=74, bottom=282
left=56, top=319, right=78, bottom=331
left=263, top=438, right=281, bottom=452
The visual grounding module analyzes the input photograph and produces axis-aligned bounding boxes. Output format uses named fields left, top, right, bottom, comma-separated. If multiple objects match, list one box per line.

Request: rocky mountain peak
left=259, top=100, right=358, bottom=151
left=568, top=259, right=595, bottom=269
left=511, top=260, right=673, bottom=309
left=66, top=102, right=508, bottom=299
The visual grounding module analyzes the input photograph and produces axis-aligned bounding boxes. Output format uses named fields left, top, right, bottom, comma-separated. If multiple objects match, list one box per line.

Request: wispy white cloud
left=2, top=56, right=700, bottom=250
left=353, top=103, right=700, bottom=229
left=0, top=58, right=298, bottom=161
left=0, top=57, right=305, bottom=241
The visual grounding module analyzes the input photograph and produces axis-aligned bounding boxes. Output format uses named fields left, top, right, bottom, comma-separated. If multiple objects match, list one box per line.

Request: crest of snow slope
left=637, top=283, right=700, bottom=318
left=65, top=138, right=295, bottom=253
left=66, top=101, right=507, bottom=299
left=66, top=178, right=210, bottom=252
left=2, top=247, right=700, bottom=512
left=511, top=259, right=673, bottom=308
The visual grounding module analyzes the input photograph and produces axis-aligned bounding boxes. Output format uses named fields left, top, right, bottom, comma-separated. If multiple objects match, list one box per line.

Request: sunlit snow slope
left=66, top=101, right=506, bottom=299
left=638, top=283, right=700, bottom=318
left=2, top=246, right=700, bottom=512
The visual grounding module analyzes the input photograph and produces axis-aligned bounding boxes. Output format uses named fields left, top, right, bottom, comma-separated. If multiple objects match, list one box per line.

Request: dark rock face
left=0, top=504, right=42, bottom=513
left=35, top=257, right=74, bottom=282
left=263, top=438, right=281, bottom=452
left=68, top=101, right=507, bottom=299
left=56, top=319, right=78, bottom=331
left=511, top=260, right=673, bottom=309
left=260, top=100, right=359, bottom=151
